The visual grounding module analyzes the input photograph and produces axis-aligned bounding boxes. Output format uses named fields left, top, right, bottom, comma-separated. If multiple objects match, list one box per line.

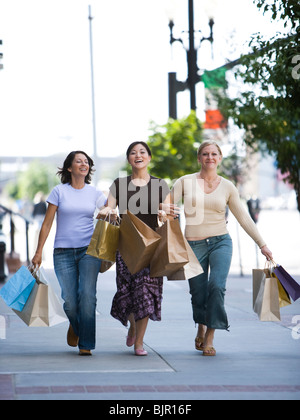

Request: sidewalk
left=0, top=269, right=300, bottom=401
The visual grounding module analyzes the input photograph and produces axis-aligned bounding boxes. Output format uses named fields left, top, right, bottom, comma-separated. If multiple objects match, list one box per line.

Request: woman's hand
left=261, top=245, right=273, bottom=262
left=96, top=207, right=118, bottom=222
left=160, top=203, right=181, bottom=219
left=96, top=206, right=111, bottom=219
left=32, top=251, right=42, bottom=269
left=158, top=210, right=167, bottom=223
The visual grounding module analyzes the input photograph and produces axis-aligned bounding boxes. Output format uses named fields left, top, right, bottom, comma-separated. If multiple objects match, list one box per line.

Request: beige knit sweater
left=172, top=174, right=266, bottom=249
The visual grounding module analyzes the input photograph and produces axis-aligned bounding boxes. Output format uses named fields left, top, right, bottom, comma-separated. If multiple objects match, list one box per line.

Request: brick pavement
left=1, top=376, right=300, bottom=400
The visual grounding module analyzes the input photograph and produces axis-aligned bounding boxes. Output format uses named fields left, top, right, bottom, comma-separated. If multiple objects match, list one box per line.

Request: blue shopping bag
left=0, top=266, right=36, bottom=311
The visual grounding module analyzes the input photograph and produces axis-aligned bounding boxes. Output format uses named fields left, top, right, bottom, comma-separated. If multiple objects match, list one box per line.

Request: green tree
left=147, top=112, right=203, bottom=182
left=6, top=160, right=59, bottom=201
left=219, top=0, right=300, bottom=210
left=146, top=112, right=246, bottom=186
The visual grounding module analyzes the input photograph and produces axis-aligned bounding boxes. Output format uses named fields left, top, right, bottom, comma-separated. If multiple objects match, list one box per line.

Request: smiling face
left=68, top=153, right=90, bottom=178
left=198, top=144, right=222, bottom=171
left=127, top=143, right=152, bottom=170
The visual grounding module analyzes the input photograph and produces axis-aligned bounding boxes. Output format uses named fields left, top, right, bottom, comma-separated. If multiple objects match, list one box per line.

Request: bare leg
left=204, top=328, right=215, bottom=347
left=128, top=313, right=136, bottom=338
left=197, top=324, right=207, bottom=339
left=135, top=316, right=149, bottom=350
left=203, top=328, right=216, bottom=356
left=195, top=324, right=207, bottom=351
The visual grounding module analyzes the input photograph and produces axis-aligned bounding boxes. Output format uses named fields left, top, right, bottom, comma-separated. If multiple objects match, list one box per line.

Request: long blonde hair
left=197, top=141, right=223, bottom=159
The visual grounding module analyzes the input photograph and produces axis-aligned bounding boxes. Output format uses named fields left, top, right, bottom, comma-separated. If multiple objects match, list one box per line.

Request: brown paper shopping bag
left=150, top=218, right=189, bottom=278
left=13, top=268, right=67, bottom=327
left=87, top=217, right=120, bottom=263
left=119, top=210, right=161, bottom=275
left=99, top=260, right=115, bottom=273
left=271, top=272, right=291, bottom=308
left=253, top=268, right=281, bottom=322
left=167, top=237, right=204, bottom=281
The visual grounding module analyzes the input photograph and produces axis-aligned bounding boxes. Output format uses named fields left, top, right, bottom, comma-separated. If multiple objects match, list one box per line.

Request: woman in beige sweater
left=171, top=141, right=273, bottom=356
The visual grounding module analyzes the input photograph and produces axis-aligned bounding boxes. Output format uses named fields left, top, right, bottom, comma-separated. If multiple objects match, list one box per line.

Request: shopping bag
left=150, top=218, right=189, bottom=278
left=119, top=210, right=161, bottom=275
left=253, top=268, right=265, bottom=309
left=253, top=268, right=281, bottom=322
left=13, top=268, right=67, bottom=327
left=0, top=266, right=36, bottom=312
left=100, top=260, right=115, bottom=273
left=167, top=238, right=204, bottom=280
left=270, top=272, right=291, bottom=308
left=272, top=263, right=300, bottom=302
left=87, top=216, right=120, bottom=263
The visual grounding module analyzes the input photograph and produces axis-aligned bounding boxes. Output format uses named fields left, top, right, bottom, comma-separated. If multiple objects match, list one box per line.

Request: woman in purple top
left=32, top=151, right=106, bottom=356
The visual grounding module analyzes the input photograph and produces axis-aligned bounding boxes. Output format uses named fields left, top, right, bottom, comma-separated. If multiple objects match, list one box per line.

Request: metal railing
left=0, top=204, right=31, bottom=281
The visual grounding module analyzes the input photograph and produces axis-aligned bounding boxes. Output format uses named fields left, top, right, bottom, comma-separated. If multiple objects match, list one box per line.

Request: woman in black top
left=100, top=142, right=175, bottom=356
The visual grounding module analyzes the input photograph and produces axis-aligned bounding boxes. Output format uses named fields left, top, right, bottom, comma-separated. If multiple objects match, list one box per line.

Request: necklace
left=199, top=174, right=219, bottom=189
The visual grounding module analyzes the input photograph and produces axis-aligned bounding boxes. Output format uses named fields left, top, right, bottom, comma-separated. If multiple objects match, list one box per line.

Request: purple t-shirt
left=47, top=183, right=106, bottom=249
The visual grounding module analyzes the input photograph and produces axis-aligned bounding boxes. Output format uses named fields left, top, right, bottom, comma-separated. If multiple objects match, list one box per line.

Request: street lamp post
left=88, top=5, right=99, bottom=186
left=0, top=40, right=3, bottom=71
left=168, top=0, right=214, bottom=119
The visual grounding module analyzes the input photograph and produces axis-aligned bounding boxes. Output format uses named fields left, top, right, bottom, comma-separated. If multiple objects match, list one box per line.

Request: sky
left=0, top=0, right=286, bottom=159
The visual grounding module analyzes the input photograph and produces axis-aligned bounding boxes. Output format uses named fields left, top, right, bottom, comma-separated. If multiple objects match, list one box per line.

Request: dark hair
left=126, top=142, right=152, bottom=160
left=57, top=151, right=95, bottom=184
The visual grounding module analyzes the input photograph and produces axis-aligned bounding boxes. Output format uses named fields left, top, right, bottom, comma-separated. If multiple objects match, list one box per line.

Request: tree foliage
left=219, top=0, right=300, bottom=210
left=6, top=160, right=59, bottom=201
left=144, top=112, right=246, bottom=187
left=147, top=112, right=203, bottom=182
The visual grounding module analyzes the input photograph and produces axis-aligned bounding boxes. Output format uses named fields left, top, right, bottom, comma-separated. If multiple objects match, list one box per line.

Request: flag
left=202, top=68, right=228, bottom=132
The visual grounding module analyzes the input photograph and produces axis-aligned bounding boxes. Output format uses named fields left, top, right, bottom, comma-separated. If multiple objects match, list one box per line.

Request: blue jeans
left=188, top=234, right=233, bottom=330
left=53, top=247, right=102, bottom=350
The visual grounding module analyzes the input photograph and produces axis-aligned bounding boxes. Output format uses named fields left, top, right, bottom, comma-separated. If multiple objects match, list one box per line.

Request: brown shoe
left=79, top=349, right=92, bottom=356
left=67, top=324, right=79, bottom=347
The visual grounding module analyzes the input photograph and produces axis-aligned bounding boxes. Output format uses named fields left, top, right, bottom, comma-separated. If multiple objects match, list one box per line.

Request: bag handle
left=104, top=211, right=120, bottom=226
left=27, top=264, right=43, bottom=284
left=28, top=264, right=38, bottom=275
left=270, top=259, right=279, bottom=267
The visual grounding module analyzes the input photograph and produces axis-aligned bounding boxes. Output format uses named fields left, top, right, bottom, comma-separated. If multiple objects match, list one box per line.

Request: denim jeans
left=53, top=247, right=102, bottom=350
left=188, top=234, right=233, bottom=330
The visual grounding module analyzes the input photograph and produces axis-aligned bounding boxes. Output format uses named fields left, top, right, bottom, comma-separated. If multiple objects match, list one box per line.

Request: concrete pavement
left=0, top=268, right=300, bottom=401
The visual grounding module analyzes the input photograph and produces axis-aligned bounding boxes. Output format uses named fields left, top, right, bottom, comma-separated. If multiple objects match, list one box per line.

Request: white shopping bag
left=13, top=268, right=67, bottom=327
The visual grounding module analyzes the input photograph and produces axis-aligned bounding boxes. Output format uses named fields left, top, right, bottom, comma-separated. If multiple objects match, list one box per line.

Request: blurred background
left=0, top=0, right=299, bottom=278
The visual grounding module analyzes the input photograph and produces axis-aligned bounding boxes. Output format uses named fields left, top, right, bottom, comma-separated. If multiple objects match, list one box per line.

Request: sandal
left=195, top=337, right=205, bottom=352
left=203, top=347, right=216, bottom=357
left=79, top=349, right=92, bottom=356
left=135, top=348, right=148, bottom=357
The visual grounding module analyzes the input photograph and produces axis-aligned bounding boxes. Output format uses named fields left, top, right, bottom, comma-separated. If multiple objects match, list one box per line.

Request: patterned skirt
left=111, top=251, right=164, bottom=327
